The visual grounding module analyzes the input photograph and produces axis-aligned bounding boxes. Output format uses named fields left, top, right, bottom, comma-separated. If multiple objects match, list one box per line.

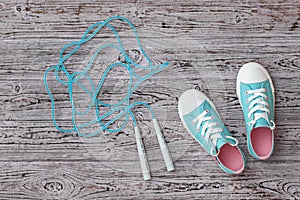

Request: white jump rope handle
left=152, top=118, right=175, bottom=172
left=134, top=126, right=151, bottom=180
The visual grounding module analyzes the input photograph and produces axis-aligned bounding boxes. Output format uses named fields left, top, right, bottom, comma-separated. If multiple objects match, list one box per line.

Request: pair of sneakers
left=178, top=62, right=276, bottom=174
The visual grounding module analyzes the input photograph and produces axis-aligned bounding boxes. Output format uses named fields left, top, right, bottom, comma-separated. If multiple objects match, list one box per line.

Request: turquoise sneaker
left=178, top=89, right=245, bottom=174
left=237, top=62, right=276, bottom=160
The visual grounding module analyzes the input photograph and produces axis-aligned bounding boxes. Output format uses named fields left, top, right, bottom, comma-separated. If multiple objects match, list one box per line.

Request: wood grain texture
left=0, top=0, right=300, bottom=199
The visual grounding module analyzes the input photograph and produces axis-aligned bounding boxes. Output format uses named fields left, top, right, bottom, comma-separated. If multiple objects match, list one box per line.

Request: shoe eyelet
left=245, top=91, right=249, bottom=95
left=206, top=110, right=209, bottom=113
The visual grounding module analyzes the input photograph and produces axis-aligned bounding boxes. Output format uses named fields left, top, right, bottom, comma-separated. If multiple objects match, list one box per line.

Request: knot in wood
left=44, top=181, right=64, bottom=192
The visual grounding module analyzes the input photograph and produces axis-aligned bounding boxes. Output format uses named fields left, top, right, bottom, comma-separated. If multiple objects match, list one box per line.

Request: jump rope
left=44, top=16, right=175, bottom=180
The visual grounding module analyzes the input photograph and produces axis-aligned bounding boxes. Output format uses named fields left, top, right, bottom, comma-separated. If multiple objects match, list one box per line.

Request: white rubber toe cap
left=178, top=89, right=208, bottom=116
left=237, top=62, right=268, bottom=84
left=236, top=62, right=274, bottom=104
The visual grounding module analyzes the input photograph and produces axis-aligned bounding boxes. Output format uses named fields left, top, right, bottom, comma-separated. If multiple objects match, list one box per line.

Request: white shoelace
left=245, top=88, right=275, bottom=130
left=192, top=110, right=238, bottom=156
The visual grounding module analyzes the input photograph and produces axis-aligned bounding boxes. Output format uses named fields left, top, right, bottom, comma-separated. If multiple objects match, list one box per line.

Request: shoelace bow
left=192, top=110, right=238, bottom=157
left=245, top=88, right=275, bottom=130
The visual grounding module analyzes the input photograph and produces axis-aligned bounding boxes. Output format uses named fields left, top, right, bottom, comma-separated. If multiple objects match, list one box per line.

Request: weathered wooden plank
left=0, top=161, right=298, bottom=199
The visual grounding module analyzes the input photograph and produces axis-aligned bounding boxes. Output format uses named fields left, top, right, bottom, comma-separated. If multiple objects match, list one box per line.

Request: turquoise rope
left=44, top=16, right=169, bottom=137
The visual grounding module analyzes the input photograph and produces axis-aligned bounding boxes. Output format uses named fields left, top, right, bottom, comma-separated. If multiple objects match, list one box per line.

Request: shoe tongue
left=254, top=117, right=269, bottom=128
left=253, top=113, right=270, bottom=128
left=216, top=138, right=227, bottom=150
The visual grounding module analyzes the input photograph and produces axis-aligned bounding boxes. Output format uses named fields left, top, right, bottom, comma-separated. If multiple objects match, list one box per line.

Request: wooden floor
left=0, top=0, right=299, bottom=199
